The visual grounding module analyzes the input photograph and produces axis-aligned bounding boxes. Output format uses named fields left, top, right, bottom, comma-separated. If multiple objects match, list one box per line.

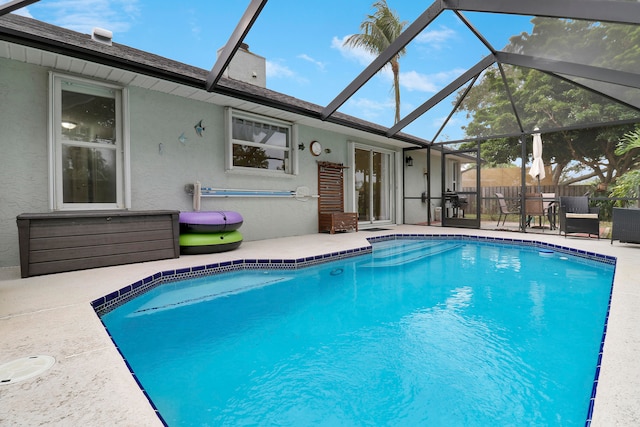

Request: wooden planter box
left=17, top=210, right=180, bottom=278
left=318, top=212, right=358, bottom=234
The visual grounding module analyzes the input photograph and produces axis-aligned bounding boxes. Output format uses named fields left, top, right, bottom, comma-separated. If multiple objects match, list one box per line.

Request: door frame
left=441, top=146, right=481, bottom=229
left=349, top=142, right=397, bottom=227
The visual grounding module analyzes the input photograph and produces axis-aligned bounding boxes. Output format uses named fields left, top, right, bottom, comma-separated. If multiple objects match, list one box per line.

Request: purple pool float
left=179, top=211, right=243, bottom=233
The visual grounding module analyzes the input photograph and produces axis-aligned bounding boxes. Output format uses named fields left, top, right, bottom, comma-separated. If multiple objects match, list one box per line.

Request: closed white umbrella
left=529, top=129, right=545, bottom=190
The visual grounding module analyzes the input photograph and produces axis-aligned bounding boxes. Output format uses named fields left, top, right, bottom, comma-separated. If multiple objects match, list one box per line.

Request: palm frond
left=616, top=128, right=640, bottom=155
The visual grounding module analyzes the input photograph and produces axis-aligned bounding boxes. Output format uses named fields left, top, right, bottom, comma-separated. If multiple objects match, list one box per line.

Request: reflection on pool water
left=101, top=239, right=615, bottom=426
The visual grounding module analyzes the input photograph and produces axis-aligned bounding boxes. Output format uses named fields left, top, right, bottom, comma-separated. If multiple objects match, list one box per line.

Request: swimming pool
left=100, top=238, right=615, bottom=426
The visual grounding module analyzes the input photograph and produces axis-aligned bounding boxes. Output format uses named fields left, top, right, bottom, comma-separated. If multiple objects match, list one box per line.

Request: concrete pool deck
left=1, top=225, right=638, bottom=425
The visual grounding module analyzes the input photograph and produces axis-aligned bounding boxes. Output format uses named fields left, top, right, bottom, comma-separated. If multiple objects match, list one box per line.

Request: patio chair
left=559, top=196, right=600, bottom=239
left=611, top=207, right=640, bottom=244
left=495, top=193, right=519, bottom=226
left=542, top=193, right=557, bottom=230
left=525, top=193, right=546, bottom=230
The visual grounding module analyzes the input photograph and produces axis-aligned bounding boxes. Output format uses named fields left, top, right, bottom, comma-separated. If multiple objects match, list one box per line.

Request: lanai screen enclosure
left=2, top=0, right=639, bottom=228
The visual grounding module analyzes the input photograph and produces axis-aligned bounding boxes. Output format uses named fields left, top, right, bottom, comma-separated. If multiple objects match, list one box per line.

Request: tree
left=458, top=18, right=640, bottom=186
left=344, top=0, right=407, bottom=124
left=609, top=126, right=640, bottom=206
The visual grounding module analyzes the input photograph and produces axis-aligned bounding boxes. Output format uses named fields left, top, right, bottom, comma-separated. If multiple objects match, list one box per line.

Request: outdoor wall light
left=298, top=142, right=306, bottom=150
left=61, top=121, right=77, bottom=130
left=405, top=156, right=414, bottom=167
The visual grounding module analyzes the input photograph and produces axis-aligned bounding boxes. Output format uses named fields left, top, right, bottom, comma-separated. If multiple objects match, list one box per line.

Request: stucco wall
left=125, top=86, right=351, bottom=242
left=0, top=59, right=50, bottom=267
left=0, top=58, right=398, bottom=268
left=403, top=149, right=443, bottom=224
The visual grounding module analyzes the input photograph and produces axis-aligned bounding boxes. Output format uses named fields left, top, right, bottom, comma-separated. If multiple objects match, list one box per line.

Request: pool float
left=179, top=230, right=243, bottom=255
left=179, top=211, right=243, bottom=233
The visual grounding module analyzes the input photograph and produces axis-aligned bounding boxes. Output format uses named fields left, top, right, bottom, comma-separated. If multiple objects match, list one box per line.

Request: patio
left=1, top=225, right=639, bottom=426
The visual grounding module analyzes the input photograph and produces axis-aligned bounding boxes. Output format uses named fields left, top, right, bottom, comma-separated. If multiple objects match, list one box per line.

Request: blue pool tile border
left=91, top=233, right=616, bottom=316
left=91, top=232, right=617, bottom=426
left=91, top=244, right=372, bottom=316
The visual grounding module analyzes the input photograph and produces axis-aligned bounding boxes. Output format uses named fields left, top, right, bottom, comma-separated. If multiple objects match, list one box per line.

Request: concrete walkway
left=1, top=225, right=638, bottom=425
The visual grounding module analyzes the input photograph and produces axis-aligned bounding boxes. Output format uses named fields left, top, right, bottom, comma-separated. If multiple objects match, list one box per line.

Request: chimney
left=218, top=43, right=266, bottom=88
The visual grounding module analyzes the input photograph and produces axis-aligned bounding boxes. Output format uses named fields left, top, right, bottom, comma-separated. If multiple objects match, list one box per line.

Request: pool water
left=102, top=239, right=615, bottom=426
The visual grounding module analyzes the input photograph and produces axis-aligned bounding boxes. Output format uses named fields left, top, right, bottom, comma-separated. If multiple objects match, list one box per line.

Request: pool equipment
left=185, top=181, right=318, bottom=211
left=179, top=211, right=243, bottom=254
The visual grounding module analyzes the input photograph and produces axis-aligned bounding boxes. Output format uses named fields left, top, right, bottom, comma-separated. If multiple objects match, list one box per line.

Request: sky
left=11, top=0, right=535, bottom=142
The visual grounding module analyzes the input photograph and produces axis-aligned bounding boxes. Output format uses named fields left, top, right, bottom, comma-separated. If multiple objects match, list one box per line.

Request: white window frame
left=224, top=107, right=298, bottom=176
left=48, top=72, right=130, bottom=210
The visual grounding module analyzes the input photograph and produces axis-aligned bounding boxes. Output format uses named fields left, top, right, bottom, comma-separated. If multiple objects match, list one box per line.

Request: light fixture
left=61, top=121, right=77, bottom=130
left=298, top=142, right=306, bottom=151
left=405, top=156, right=414, bottom=167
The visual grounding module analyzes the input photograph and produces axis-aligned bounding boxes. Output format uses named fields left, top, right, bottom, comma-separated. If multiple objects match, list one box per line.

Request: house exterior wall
left=0, top=56, right=410, bottom=269
left=402, top=149, right=443, bottom=224
left=0, top=59, right=50, bottom=268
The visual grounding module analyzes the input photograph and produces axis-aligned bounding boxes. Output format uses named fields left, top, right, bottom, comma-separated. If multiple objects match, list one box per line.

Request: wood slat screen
left=318, top=161, right=357, bottom=233
left=318, top=161, right=346, bottom=213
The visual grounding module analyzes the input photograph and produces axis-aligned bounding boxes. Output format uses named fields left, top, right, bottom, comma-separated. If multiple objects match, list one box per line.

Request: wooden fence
left=464, top=185, right=592, bottom=216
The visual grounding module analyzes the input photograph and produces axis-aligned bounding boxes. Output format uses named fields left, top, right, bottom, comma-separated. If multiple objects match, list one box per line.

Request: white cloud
left=297, top=54, right=326, bottom=71
left=345, top=97, right=395, bottom=121
left=266, top=60, right=308, bottom=84
left=399, top=70, right=438, bottom=93
left=266, top=60, right=294, bottom=78
left=34, top=0, right=140, bottom=34
left=332, top=33, right=463, bottom=95
left=331, top=35, right=376, bottom=66
left=186, top=9, right=202, bottom=41
left=415, top=26, right=457, bottom=49
left=399, top=67, right=467, bottom=93
left=11, top=6, right=33, bottom=18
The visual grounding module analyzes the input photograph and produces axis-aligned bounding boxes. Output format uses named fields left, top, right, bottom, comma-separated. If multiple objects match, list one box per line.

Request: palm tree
left=344, top=0, right=407, bottom=124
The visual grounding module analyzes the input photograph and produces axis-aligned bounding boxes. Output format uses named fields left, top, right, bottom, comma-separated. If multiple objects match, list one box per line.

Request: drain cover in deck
left=0, top=355, right=55, bottom=385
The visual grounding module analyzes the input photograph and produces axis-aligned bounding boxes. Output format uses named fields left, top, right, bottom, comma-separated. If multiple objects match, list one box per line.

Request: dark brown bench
left=17, top=210, right=180, bottom=278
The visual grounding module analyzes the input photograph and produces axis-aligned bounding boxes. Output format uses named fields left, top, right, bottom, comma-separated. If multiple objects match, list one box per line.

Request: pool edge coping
left=91, top=232, right=617, bottom=426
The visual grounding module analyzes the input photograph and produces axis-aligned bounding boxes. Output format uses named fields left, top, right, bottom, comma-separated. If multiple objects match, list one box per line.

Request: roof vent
left=92, top=27, right=113, bottom=46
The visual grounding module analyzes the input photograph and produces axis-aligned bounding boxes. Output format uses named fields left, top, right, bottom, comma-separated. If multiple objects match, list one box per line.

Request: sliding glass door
left=354, top=147, right=394, bottom=225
